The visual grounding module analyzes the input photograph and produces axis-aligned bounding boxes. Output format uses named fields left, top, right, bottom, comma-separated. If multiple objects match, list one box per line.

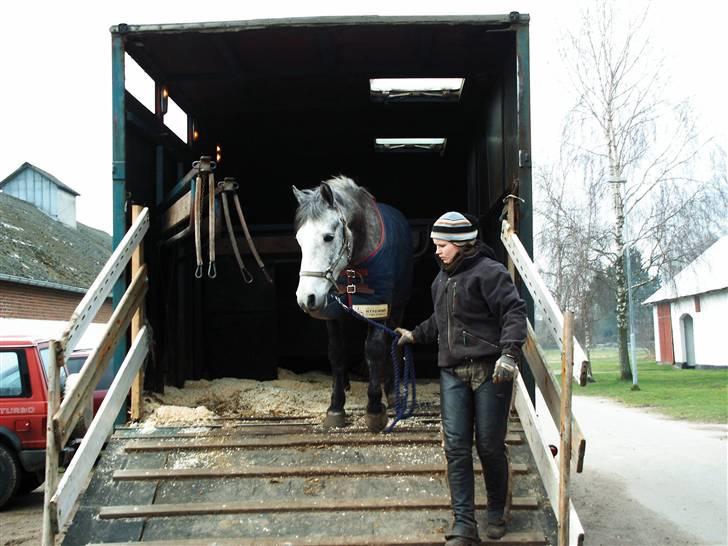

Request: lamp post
left=608, top=174, right=640, bottom=389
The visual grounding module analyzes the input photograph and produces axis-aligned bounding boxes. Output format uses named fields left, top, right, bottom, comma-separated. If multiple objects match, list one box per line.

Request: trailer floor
left=62, top=405, right=557, bottom=545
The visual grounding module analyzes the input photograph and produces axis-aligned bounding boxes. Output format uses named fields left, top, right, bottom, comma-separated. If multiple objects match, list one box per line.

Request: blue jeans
left=440, top=363, right=513, bottom=539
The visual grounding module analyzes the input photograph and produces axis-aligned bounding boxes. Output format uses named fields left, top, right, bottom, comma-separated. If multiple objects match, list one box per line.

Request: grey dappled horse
left=293, top=176, right=413, bottom=432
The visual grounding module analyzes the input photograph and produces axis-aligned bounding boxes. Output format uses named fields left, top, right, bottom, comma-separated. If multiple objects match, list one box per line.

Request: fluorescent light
left=376, top=138, right=446, bottom=146
left=375, top=138, right=447, bottom=153
left=370, top=78, right=464, bottom=93
left=370, top=78, right=464, bottom=102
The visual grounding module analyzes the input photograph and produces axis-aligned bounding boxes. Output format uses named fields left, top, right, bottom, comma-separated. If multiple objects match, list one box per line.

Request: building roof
left=643, top=235, right=728, bottom=304
left=0, top=192, right=111, bottom=292
left=0, top=162, right=81, bottom=196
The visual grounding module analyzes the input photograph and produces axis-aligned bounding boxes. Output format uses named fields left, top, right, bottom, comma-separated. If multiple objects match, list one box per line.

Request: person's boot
left=485, top=516, right=506, bottom=539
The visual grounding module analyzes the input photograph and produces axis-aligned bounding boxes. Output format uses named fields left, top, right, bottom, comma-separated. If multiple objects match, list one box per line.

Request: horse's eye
left=323, top=234, right=334, bottom=243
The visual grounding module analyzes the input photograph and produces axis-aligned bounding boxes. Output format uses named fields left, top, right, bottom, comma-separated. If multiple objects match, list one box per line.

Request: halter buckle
left=345, top=269, right=357, bottom=294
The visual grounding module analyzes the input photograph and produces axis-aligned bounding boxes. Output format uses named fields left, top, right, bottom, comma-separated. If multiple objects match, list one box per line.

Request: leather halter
left=298, top=206, right=352, bottom=290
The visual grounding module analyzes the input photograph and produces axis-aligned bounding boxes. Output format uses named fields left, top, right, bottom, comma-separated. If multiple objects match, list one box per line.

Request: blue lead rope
left=332, top=296, right=416, bottom=432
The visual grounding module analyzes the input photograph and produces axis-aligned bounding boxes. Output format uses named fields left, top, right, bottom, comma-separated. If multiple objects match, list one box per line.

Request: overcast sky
left=1, top=0, right=725, bottom=234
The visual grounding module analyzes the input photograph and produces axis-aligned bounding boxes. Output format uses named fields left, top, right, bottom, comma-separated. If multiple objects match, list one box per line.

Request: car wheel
left=0, top=443, right=21, bottom=509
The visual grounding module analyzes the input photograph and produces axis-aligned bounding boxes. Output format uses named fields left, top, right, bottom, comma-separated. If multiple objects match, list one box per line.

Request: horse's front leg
left=364, top=325, right=389, bottom=433
left=323, top=319, right=348, bottom=428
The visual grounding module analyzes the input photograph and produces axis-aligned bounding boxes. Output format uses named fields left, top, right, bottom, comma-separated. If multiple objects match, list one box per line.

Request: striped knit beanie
left=430, top=211, right=478, bottom=245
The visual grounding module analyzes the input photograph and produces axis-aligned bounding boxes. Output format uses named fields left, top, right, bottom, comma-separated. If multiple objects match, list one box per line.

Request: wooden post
left=130, top=205, right=145, bottom=421
left=558, top=311, right=574, bottom=546
left=42, top=340, right=61, bottom=546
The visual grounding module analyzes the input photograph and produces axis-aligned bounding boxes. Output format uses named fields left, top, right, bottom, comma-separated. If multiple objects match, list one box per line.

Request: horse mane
left=294, top=175, right=373, bottom=230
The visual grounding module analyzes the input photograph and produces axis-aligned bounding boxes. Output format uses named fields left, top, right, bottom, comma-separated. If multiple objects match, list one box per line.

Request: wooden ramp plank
left=99, top=496, right=539, bottom=519
left=115, top=424, right=443, bottom=439
left=124, top=432, right=522, bottom=452
left=89, top=531, right=548, bottom=545
left=113, top=463, right=529, bottom=481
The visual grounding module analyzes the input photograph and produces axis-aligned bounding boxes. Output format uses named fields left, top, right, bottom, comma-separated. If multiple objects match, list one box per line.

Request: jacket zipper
left=447, top=280, right=458, bottom=351
left=452, top=281, right=457, bottom=314
left=446, top=278, right=453, bottom=352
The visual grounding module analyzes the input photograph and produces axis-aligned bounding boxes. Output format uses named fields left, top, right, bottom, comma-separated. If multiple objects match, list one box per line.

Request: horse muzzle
left=297, top=290, right=338, bottom=320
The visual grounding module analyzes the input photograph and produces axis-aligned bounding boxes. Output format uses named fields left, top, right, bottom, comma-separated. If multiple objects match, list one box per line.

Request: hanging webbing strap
left=219, top=178, right=254, bottom=284
left=193, top=172, right=204, bottom=279
left=207, top=170, right=216, bottom=279
left=191, top=156, right=219, bottom=279
left=192, top=156, right=216, bottom=278
left=232, top=190, right=274, bottom=285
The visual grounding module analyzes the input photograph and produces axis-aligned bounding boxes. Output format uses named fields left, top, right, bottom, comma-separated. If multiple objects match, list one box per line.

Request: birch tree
left=560, top=1, right=725, bottom=381
left=536, top=157, right=611, bottom=382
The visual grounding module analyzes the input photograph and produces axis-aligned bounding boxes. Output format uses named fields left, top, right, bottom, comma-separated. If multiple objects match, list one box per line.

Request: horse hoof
left=323, top=410, right=346, bottom=428
left=365, top=411, right=388, bottom=433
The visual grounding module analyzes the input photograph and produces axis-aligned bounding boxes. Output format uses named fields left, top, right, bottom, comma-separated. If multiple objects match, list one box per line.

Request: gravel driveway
left=558, top=396, right=728, bottom=546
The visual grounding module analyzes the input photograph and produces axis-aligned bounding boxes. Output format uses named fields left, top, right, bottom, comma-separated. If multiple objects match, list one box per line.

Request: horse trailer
left=45, top=13, right=589, bottom=546
left=110, top=13, right=535, bottom=390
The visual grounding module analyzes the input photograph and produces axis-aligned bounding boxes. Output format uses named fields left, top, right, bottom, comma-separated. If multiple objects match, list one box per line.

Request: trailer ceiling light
left=370, top=78, right=464, bottom=102
left=375, top=138, right=447, bottom=153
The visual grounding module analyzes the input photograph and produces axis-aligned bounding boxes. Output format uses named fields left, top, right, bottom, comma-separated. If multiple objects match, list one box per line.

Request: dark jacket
left=412, top=242, right=527, bottom=368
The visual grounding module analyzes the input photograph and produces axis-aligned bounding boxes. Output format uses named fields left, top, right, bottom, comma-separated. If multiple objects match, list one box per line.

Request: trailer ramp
left=61, top=406, right=557, bottom=545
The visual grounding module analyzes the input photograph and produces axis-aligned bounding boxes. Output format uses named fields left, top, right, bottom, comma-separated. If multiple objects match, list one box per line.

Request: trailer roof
left=111, top=14, right=528, bottom=35
left=113, top=14, right=528, bottom=148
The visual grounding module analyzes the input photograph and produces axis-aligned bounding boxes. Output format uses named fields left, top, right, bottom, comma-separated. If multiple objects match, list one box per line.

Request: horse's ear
left=292, top=185, right=306, bottom=205
left=320, top=182, right=335, bottom=208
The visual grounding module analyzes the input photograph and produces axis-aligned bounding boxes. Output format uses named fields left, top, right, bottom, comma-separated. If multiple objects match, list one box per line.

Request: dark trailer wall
left=110, top=14, right=534, bottom=394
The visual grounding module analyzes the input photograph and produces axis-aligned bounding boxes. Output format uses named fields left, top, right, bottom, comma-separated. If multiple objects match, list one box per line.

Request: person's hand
left=493, top=354, right=518, bottom=383
left=395, top=328, right=414, bottom=346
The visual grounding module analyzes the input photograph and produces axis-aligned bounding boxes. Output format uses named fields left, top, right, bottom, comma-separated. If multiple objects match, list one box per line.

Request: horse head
left=293, top=180, right=354, bottom=318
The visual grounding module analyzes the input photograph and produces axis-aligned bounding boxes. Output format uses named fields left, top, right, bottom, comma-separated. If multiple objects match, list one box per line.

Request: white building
left=643, top=235, right=728, bottom=368
left=0, top=161, right=79, bottom=228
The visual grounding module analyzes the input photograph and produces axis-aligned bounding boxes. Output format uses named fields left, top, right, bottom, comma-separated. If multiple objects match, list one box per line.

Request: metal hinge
left=519, top=150, right=531, bottom=168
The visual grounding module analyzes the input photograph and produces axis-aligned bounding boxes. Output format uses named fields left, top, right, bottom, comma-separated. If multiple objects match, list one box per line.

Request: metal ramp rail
left=42, top=207, right=151, bottom=546
left=502, top=207, right=588, bottom=546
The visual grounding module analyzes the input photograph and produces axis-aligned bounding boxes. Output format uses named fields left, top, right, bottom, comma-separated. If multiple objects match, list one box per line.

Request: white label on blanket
left=352, top=304, right=389, bottom=319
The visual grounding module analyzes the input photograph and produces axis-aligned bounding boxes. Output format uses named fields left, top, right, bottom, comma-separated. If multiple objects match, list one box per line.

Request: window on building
left=694, top=295, right=701, bottom=312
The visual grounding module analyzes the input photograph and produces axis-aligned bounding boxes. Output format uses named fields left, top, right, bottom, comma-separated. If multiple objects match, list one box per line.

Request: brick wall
left=0, top=281, right=112, bottom=322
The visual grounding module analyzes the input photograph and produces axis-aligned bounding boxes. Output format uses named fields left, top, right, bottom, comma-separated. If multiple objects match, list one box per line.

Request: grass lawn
left=543, top=346, right=728, bottom=423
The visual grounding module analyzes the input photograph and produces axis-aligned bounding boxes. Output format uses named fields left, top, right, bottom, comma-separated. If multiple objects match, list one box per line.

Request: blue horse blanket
left=323, top=203, right=413, bottom=321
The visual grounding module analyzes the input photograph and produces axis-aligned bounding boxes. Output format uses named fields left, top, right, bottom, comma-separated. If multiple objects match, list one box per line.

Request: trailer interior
left=113, top=14, right=533, bottom=389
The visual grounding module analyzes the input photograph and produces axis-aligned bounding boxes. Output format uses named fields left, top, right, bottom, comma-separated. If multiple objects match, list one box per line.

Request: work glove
left=394, top=327, right=415, bottom=346
left=493, top=354, right=518, bottom=384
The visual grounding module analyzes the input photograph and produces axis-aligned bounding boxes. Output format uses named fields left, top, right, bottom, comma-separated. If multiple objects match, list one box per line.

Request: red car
left=65, top=348, right=114, bottom=415
left=0, top=337, right=110, bottom=508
